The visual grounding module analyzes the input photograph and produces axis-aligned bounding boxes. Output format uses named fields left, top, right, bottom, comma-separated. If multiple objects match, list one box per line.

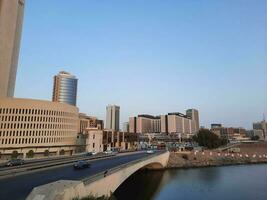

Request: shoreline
left=166, top=151, right=267, bottom=170
left=166, top=159, right=267, bottom=170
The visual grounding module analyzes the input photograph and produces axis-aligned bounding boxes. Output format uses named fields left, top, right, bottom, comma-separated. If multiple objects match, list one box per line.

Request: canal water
left=114, top=164, right=267, bottom=200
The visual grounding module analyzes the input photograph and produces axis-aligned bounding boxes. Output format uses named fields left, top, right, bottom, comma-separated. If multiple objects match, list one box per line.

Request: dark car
left=5, top=159, right=25, bottom=167
left=73, top=160, right=91, bottom=169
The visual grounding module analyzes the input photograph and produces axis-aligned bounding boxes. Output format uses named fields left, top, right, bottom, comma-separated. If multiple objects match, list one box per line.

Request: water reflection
left=114, top=170, right=164, bottom=200
left=114, top=164, right=267, bottom=200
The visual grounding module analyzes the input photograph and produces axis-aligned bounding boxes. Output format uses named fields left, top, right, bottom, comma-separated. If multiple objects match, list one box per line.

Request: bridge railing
left=82, top=151, right=167, bottom=185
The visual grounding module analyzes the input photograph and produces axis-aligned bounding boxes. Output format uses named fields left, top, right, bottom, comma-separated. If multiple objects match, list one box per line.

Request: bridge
left=0, top=151, right=169, bottom=200
left=26, top=151, right=169, bottom=200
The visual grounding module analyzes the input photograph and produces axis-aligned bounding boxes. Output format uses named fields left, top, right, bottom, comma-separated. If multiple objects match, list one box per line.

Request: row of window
left=0, top=108, right=76, bottom=117
left=0, top=122, right=77, bottom=130
left=0, top=115, right=77, bottom=123
left=0, top=137, right=70, bottom=145
left=0, top=130, right=76, bottom=137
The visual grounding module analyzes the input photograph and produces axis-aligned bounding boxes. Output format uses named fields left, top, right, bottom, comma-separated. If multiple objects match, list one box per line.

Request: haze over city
left=1, top=1, right=267, bottom=200
left=16, top=0, right=267, bottom=128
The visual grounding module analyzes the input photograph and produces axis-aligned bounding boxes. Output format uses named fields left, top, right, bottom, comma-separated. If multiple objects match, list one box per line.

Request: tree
left=11, top=150, right=19, bottom=159
left=59, top=149, right=65, bottom=155
left=44, top=150, right=49, bottom=157
left=193, top=129, right=227, bottom=149
left=251, top=135, right=260, bottom=141
left=26, top=150, right=34, bottom=158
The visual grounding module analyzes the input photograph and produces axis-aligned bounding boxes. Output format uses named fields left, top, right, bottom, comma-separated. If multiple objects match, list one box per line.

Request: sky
left=16, top=0, right=267, bottom=129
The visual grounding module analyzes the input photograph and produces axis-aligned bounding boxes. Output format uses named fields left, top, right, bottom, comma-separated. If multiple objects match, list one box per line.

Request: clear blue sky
left=16, top=0, right=267, bottom=129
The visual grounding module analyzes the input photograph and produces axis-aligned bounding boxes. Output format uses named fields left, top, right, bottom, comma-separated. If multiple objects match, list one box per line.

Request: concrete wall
left=26, top=151, right=170, bottom=200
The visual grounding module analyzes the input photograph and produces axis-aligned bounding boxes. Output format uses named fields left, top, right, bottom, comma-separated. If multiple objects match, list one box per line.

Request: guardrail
left=82, top=151, right=166, bottom=185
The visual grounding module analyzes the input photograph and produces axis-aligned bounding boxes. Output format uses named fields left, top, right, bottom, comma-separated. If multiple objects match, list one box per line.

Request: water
left=114, top=164, right=267, bottom=200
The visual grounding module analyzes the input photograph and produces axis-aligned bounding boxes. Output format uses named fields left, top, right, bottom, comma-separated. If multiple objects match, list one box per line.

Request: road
left=0, top=151, right=161, bottom=200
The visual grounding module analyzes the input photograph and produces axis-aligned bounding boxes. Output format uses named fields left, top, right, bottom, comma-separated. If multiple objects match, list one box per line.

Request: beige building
left=253, top=121, right=267, bottom=140
left=0, top=0, right=25, bottom=98
left=129, top=115, right=161, bottom=134
left=84, top=129, right=138, bottom=153
left=161, top=111, right=200, bottom=138
left=0, top=98, right=79, bottom=159
left=78, top=113, right=104, bottom=133
left=129, top=109, right=200, bottom=138
left=84, top=128, right=104, bottom=153
left=186, top=109, right=200, bottom=133
left=211, top=126, right=247, bottom=140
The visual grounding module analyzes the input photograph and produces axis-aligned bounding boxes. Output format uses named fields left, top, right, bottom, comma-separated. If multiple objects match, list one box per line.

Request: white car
left=104, top=150, right=113, bottom=154
left=92, top=152, right=97, bottom=156
left=146, top=150, right=154, bottom=154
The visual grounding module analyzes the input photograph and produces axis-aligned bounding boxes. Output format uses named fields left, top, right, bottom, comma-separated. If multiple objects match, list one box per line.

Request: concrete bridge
left=26, top=151, right=170, bottom=200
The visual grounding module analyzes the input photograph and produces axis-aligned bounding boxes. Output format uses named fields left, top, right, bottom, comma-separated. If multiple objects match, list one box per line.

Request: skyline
left=15, top=0, right=267, bottom=129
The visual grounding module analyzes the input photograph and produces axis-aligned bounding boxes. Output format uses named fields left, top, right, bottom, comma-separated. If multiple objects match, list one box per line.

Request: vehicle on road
left=86, top=152, right=93, bottom=156
left=104, top=150, right=114, bottom=154
left=146, top=150, right=154, bottom=154
left=5, top=159, right=25, bottom=167
left=73, top=160, right=91, bottom=169
left=86, top=151, right=98, bottom=156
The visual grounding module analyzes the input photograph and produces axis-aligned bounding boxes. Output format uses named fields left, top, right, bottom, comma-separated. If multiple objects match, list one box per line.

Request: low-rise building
left=84, top=128, right=138, bottom=153
left=253, top=129, right=265, bottom=140
left=253, top=121, right=267, bottom=140
left=78, top=113, right=103, bottom=134
left=211, top=126, right=247, bottom=141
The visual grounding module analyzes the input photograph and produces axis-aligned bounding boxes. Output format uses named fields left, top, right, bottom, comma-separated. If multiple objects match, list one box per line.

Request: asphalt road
left=0, top=151, right=160, bottom=200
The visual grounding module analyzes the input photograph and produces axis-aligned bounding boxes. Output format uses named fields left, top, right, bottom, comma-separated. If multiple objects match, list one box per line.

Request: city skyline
left=15, top=0, right=267, bottom=129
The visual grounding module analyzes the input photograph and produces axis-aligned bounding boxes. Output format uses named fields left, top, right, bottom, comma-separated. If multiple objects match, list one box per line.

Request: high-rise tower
left=52, top=71, right=78, bottom=106
left=186, top=109, right=200, bottom=132
left=106, top=105, right=120, bottom=131
left=0, top=0, right=25, bottom=98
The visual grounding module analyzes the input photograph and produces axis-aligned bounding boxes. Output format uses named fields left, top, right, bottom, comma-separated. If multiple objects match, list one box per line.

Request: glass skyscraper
left=52, top=71, right=78, bottom=106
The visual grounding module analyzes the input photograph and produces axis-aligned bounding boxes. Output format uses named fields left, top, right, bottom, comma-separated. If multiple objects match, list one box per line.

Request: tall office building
left=186, top=109, right=200, bottom=132
left=52, top=71, right=78, bottom=106
left=106, top=105, right=120, bottom=131
left=0, top=0, right=25, bottom=98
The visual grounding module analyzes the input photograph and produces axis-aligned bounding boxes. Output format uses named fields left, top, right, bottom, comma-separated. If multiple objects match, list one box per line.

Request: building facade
left=161, top=110, right=200, bottom=137
left=253, top=121, right=267, bottom=140
left=105, top=105, right=120, bottom=131
left=211, top=126, right=247, bottom=141
left=78, top=113, right=104, bottom=134
left=0, top=0, right=25, bottom=98
left=136, top=115, right=161, bottom=133
left=84, top=128, right=138, bottom=153
left=52, top=71, right=78, bottom=106
left=186, top=109, right=200, bottom=133
left=123, top=122, right=129, bottom=132
left=0, top=98, right=79, bottom=159
left=129, top=109, right=199, bottom=138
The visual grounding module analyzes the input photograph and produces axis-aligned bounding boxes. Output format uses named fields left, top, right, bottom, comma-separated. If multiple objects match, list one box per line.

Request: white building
left=105, top=105, right=120, bottom=131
